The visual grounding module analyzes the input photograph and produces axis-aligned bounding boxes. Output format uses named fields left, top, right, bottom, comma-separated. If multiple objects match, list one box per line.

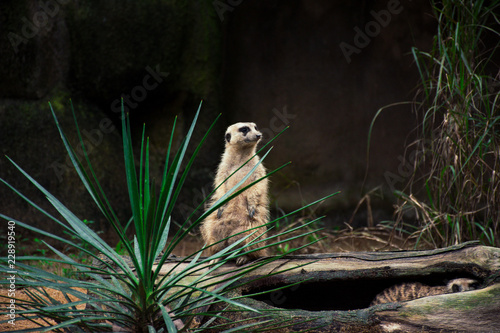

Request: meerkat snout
left=447, top=278, right=479, bottom=292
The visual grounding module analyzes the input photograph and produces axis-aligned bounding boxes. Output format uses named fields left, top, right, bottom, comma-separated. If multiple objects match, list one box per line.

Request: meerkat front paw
left=248, top=206, right=256, bottom=218
left=235, top=255, right=250, bottom=266
left=217, top=206, right=225, bottom=219
left=208, top=258, right=220, bottom=267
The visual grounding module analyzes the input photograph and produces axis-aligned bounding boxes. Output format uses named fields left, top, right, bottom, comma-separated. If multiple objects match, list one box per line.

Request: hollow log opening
left=243, top=272, right=482, bottom=311
left=201, top=245, right=499, bottom=332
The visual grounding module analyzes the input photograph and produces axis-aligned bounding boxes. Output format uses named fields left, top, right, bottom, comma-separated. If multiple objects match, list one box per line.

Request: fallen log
left=184, top=241, right=500, bottom=332
left=90, top=241, right=499, bottom=331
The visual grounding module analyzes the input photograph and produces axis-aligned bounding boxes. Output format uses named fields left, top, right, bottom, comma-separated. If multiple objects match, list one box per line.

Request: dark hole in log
left=243, top=272, right=481, bottom=311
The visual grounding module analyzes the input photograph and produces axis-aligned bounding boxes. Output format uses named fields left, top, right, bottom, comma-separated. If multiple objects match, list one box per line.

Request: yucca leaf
left=161, top=101, right=203, bottom=224
left=0, top=98, right=346, bottom=332
left=160, top=111, right=221, bottom=234
left=121, top=101, right=142, bottom=252
left=134, top=235, right=144, bottom=278
left=67, top=100, right=122, bottom=232
left=152, top=216, right=172, bottom=272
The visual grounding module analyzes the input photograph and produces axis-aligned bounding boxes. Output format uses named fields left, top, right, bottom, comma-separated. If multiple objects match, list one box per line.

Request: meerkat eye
left=452, top=284, right=460, bottom=292
left=239, top=126, right=250, bottom=135
left=254, top=125, right=259, bottom=131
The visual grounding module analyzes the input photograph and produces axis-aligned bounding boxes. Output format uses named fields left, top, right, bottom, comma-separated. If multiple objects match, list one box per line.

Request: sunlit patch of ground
left=0, top=287, right=87, bottom=332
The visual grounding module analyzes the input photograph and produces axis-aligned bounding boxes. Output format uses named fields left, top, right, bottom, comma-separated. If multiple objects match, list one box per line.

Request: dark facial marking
left=239, top=126, right=250, bottom=136
left=225, top=133, right=231, bottom=143
left=452, top=284, right=460, bottom=292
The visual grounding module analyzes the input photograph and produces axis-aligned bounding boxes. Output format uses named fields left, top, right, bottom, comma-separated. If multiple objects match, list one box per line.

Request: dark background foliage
left=1, top=0, right=438, bottom=241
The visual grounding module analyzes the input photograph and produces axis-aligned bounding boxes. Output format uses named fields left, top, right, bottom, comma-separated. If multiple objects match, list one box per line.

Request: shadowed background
left=0, top=0, right=436, bottom=242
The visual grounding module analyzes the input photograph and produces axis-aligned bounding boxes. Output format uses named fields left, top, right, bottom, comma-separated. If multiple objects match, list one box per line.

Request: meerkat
left=200, top=122, right=269, bottom=266
left=370, top=278, right=479, bottom=306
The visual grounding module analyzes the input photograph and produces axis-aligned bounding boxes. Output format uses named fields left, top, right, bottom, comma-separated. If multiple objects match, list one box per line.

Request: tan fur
left=200, top=122, right=269, bottom=266
left=371, top=278, right=479, bottom=306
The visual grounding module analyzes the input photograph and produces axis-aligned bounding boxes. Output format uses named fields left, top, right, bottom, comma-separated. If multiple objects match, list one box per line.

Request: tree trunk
left=162, top=241, right=499, bottom=332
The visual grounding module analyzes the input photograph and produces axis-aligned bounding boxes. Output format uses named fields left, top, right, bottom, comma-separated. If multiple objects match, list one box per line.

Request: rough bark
left=157, top=242, right=499, bottom=332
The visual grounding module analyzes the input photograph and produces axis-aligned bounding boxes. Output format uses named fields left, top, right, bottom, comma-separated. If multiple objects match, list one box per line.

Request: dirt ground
left=0, top=287, right=87, bottom=332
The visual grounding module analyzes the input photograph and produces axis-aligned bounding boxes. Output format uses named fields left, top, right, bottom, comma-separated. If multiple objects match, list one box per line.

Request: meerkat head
left=225, top=122, right=262, bottom=148
left=446, top=278, right=479, bottom=293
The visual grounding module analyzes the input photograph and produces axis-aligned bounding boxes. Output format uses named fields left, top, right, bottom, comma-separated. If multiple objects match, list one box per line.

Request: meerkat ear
left=225, top=133, right=231, bottom=143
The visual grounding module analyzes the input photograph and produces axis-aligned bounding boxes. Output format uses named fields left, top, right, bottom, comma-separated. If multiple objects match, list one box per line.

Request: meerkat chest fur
left=218, top=143, right=260, bottom=190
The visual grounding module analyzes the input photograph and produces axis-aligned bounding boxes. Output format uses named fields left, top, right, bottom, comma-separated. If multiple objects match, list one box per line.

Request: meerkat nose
left=256, top=134, right=262, bottom=139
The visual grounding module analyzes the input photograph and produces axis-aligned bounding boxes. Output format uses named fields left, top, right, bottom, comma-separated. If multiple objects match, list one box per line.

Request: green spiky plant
left=0, top=100, right=337, bottom=332
left=374, top=0, right=500, bottom=248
